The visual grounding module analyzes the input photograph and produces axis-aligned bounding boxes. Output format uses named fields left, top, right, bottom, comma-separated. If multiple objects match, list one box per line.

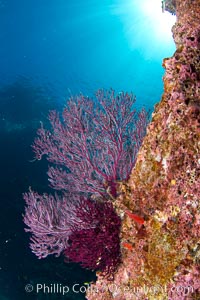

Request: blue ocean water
left=0, top=1, right=175, bottom=299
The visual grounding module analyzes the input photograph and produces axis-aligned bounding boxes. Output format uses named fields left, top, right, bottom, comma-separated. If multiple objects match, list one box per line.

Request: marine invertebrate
left=24, top=89, right=148, bottom=277
left=24, top=190, right=76, bottom=259
left=23, top=190, right=121, bottom=276
left=64, top=199, right=121, bottom=276
left=33, top=89, right=148, bottom=199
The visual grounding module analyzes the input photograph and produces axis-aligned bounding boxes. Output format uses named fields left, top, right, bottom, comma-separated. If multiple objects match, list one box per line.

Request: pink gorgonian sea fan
left=33, top=89, right=149, bottom=199
left=24, top=89, right=149, bottom=277
left=23, top=189, right=121, bottom=276
left=23, top=190, right=77, bottom=259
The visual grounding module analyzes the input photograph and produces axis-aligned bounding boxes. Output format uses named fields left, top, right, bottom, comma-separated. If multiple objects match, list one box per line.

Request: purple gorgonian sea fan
left=23, top=190, right=121, bottom=276
left=23, top=89, right=149, bottom=277
left=33, top=89, right=149, bottom=199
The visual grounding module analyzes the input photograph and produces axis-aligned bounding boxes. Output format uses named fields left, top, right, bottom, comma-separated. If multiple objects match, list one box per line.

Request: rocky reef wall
left=86, top=1, right=200, bottom=299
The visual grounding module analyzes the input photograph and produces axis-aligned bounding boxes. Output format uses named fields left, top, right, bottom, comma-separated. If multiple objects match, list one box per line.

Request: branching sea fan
left=23, top=190, right=121, bottom=276
left=33, top=89, right=148, bottom=198
left=23, top=89, right=149, bottom=276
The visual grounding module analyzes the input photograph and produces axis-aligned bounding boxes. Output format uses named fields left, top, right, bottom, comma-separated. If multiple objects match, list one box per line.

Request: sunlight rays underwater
left=110, top=0, right=176, bottom=60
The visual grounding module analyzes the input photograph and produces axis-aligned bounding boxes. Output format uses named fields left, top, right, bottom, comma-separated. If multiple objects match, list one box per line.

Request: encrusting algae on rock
left=86, top=0, right=200, bottom=299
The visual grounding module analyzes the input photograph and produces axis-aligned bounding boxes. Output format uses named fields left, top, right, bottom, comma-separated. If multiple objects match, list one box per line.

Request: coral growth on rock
left=64, top=199, right=121, bottom=277
left=164, top=0, right=176, bottom=15
left=86, top=0, right=200, bottom=299
left=24, top=190, right=121, bottom=276
left=23, top=89, right=148, bottom=277
left=33, top=89, right=148, bottom=199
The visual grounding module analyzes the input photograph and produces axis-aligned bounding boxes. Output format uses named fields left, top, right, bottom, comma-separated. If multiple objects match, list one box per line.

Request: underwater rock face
left=86, top=0, right=200, bottom=299
left=164, top=0, right=176, bottom=15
